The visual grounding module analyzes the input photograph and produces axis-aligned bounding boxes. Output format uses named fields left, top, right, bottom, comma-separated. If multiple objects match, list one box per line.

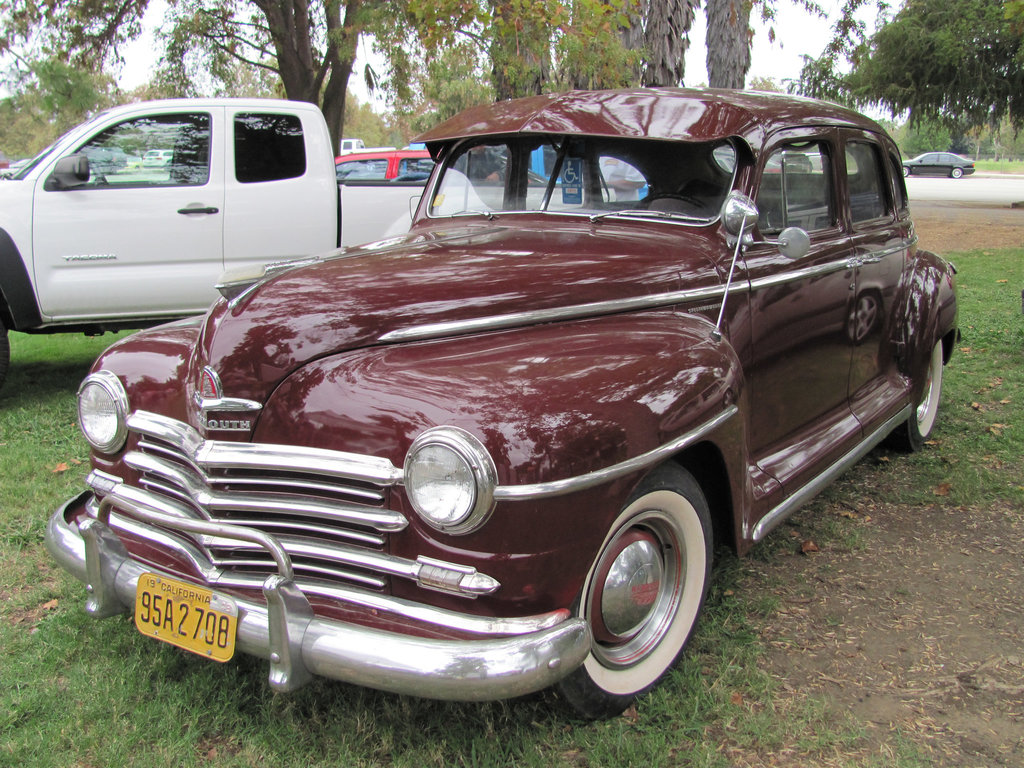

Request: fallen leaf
left=840, top=510, right=858, bottom=519
left=41, top=599, right=58, bottom=611
left=800, top=540, right=819, bottom=554
left=971, top=402, right=983, bottom=411
left=730, top=691, right=744, bottom=707
left=934, top=482, right=952, bottom=496
left=52, top=462, right=70, bottom=473
left=997, top=279, right=1008, bottom=284
left=621, top=705, right=640, bottom=724
left=1000, top=398, right=1011, bottom=405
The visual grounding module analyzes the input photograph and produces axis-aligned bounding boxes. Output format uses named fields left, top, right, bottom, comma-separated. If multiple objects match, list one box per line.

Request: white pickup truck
left=0, top=98, right=423, bottom=388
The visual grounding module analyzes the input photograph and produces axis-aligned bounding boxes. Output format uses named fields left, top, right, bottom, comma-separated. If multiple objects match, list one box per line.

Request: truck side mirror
left=46, top=154, right=91, bottom=190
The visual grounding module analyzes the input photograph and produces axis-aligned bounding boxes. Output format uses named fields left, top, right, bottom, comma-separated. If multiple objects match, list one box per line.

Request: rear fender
left=899, top=247, right=958, bottom=387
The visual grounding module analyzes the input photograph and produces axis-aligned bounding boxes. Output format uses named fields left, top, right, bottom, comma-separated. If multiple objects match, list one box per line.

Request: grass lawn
left=2, top=248, right=1021, bottom=767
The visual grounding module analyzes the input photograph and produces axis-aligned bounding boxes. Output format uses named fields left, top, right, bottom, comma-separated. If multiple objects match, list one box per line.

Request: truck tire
left=0, top=318, right=9, bottom=390
left=558, top=464, right=713, bottom=719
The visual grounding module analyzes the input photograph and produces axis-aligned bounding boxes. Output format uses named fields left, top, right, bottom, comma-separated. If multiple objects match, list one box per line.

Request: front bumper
left=45, top=492, right=591, bottom=701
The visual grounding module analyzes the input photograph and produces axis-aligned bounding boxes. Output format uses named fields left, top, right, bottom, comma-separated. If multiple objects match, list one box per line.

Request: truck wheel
left=890, top=340, right=944, bottom=452
left=0, top=319, right=9, bottom=390
left=558, top=464, right=712, bottom=719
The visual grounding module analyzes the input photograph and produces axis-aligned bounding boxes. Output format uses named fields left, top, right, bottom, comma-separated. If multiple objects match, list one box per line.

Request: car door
left=222, top=108, right=339, bottom=275
left=31, top=109, right=226, bottom=322
left=843, top=133, right=912, bottom=431
left=743, top=129, right=859, bottom=494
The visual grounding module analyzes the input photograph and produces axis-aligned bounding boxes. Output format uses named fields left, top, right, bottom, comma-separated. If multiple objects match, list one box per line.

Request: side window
left=336, top=158, right=388, bottom=181
left=74, top=113, right=211, bottom=188
left=235, top=113, right=306, bottom=184
left=396, top=157, right=435, bottom=180
left=889, top=151, right=909, bottom=213
left=756, top=141, right=833, bottom=234
left=845, top=141, right=890, bottom=224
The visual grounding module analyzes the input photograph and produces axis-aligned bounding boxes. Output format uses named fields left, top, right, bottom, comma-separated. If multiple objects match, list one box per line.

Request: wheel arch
left=669, top=441, right=737, bottom=553
left=0, top=227, right=43, bottom=331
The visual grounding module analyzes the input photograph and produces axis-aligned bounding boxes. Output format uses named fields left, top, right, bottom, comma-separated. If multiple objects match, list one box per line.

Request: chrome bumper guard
left=46, top=492, right=591, bottom=701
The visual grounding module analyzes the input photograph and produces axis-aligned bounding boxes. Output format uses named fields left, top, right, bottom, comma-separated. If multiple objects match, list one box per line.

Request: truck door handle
left=177, top=206, right=220, bottom=215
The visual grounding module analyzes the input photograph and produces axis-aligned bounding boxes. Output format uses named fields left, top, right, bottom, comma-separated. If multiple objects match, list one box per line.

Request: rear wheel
left=951, top=167, right=964, bottom=179
left=890, top=340, right=944, bottom=452
left=558, top=464, right=712, bottom=719
left=902, top=166, right=910, bottom=177
left=0, top=318, right=9, bottom=390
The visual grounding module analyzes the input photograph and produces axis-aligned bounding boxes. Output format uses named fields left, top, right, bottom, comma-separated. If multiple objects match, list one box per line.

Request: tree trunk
left=705, top=0, right=750, bottom=89
left=258, top=0, right=359, bottom=152
left=643, top=0, right=699, bottom=87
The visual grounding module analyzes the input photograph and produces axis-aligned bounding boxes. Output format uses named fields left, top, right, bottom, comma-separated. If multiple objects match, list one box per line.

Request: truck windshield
left=428, top=135, right=737, bottom=221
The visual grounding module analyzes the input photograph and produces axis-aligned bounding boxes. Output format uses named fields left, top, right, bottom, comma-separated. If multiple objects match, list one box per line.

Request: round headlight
left=403, top=427, right=497, bottom=535
left=78, top=371, right=129, bottom=454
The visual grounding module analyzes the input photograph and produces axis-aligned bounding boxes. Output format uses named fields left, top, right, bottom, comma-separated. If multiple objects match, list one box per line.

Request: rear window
left=234, top=113, right=306, bottom=184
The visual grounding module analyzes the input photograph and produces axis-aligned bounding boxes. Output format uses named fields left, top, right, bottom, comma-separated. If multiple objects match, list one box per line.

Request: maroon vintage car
left=47, top=88, right=957, bottom=718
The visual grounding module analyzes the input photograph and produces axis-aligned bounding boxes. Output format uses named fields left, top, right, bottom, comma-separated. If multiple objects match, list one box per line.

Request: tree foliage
left=798, top=0, right=1024, bottom=131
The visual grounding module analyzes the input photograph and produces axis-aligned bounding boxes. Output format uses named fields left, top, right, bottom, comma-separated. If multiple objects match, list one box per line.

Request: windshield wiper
left=589, top=209, right=700, bottom=223
left=450, top=209, right=497, bottom=220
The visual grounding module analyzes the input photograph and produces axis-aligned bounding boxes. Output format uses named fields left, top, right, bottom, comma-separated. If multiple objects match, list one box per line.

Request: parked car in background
left=141, top=148, right=174, bottom=167
left=48, top=88, right=957, bottom=720
left=338, top=137, right=365, bottom=154
left=902, top=152, right=976, bottom=178
left=335, top=147, right=436, bottom=182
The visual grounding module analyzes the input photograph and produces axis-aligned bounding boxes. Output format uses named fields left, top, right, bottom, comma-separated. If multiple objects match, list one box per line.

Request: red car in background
left=335, top=147, right=435, bottom=182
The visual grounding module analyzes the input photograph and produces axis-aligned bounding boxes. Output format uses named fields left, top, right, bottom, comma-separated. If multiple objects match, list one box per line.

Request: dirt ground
left=734, top=200, right=1024, bottom=766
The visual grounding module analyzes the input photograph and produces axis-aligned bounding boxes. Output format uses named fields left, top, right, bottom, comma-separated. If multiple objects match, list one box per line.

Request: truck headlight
left=78, top=371, right=129, bottom=454
left=403, top=427, right=497, bottom=535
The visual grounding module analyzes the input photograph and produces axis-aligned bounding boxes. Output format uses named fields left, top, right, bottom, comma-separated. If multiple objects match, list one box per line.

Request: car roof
left=415, top=87, right=885, bottom=154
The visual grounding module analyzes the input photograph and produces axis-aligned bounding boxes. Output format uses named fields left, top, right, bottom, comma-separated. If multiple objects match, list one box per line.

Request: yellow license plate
left=134, top=573, right=238, bottom=662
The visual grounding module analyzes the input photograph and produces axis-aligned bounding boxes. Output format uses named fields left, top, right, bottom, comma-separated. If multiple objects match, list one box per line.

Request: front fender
left=256, top=309, right=743, bottom=614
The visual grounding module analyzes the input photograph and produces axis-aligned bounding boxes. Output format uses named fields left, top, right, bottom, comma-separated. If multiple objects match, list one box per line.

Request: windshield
left=428, top=135, right=737, bottom=221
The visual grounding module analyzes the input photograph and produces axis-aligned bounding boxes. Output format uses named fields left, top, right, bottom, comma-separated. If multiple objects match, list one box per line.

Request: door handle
left=178, top=206, right=220, bottom=215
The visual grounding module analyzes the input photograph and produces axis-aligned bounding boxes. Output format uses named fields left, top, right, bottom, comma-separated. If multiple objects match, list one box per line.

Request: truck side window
left=757, top=142, right=833, bottom=234
left=846, top=141, right=891, bottom=224
left=235, top=113, right=307, bottom=183
left=74, top=113, right=211, bottom=188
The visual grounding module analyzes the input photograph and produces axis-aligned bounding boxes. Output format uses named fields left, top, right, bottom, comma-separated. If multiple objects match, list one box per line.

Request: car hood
left=197, top=218, right=725, bottom=403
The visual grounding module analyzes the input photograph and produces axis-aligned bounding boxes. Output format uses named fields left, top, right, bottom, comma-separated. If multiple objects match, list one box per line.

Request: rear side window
left=234, top=113, right=306, bottom=184
left=846, top=142, right=890, bottom=224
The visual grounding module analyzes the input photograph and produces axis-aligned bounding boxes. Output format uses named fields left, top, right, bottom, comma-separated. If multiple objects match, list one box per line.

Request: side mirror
left=720, top=192, right=759, bottom=237
left=774, top=226, right=810, bottom=260
left=47, top=154, right=90, bottom=190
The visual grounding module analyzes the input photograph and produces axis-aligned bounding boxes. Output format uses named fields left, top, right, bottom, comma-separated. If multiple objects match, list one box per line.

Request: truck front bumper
left=45, top=492, right=591, bottom=701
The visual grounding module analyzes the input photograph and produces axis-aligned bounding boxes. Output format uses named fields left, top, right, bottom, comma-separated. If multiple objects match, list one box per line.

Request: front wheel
left=951, top=167, right=964, bottom=179
left=902, top=166, right=910, bottom=177
left=558, top=464, right=712, bottom=719
left=890, top=340, right=944, bottom=452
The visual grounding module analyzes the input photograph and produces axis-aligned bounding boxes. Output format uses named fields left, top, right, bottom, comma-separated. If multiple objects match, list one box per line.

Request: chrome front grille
left=114, top=410, right=409, bottom=591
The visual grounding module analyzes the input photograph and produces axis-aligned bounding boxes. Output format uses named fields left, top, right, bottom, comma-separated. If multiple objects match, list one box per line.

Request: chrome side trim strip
left=494, top=405, right=738, bottom=500
left=747, top=258, right=851, bottom=291
left=378, top=284, right=736, bottom=343
left=751, top=405, right=910, bottom=542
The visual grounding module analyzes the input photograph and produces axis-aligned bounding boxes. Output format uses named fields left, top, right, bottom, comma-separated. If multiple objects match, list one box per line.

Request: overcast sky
left=119, top=1, right=879, bottom=99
